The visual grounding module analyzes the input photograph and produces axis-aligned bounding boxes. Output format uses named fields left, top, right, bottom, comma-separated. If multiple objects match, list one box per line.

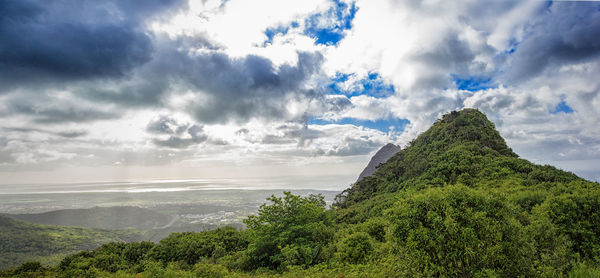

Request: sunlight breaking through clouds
left=1, top=0, right=599, bottom=184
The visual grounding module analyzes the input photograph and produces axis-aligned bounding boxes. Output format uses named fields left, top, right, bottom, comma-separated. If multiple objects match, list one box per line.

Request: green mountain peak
left=336, top=108, right=580, bottom=207
left=423, top=108, right=515, bottom=157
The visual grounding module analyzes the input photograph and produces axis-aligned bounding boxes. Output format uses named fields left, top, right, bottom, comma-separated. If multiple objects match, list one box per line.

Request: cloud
left=1, top=0, right=599, bottom=184
left=502, top=2, right=600, bottom=83
left=180, top=51, right=326, bottom=124
left=146, top=115, right=189, bottom=135
left=63, top=36, right=337, bottom=124
left=2, top=93, right=120, bottom=123
left=146, top=116, right=208, bottom=149
left=324, top=137, right=380, bottom=156
left=0, top=0, right=188, bottom=89
left=3, top=127, right=87, bottom=138
left=236, top=121, right=394, bottom=158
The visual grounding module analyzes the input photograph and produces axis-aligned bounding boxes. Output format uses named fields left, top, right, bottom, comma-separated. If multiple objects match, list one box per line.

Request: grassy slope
left=0, top=215, right=146, bottom=270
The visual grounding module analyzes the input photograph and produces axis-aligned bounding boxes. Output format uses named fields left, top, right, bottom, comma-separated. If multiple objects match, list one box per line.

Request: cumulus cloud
left=1, top=0, right=599, bottom=184
left=502, top=2, right=600, bottom=84
left=179, top=51, right=326, bottom=124
left=146, top=116, right=208, bottom=149
left=0, top=0, right=187, bottom=90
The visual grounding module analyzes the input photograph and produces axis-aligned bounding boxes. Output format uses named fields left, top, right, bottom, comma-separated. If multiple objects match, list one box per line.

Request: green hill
left=3, top=109, right=599, bottom=277
left=0, top=215, right=146, bottom=270
left=335, top=108, right=583, bottom=218
left=11, top=206, right=176, bottom=230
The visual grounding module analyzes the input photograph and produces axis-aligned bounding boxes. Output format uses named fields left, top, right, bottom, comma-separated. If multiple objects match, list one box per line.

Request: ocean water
left=0, top=178, right=343, bottom=214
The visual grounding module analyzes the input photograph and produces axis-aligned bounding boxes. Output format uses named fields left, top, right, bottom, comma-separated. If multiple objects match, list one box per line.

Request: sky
left=0, top=0, right=599, bottom=188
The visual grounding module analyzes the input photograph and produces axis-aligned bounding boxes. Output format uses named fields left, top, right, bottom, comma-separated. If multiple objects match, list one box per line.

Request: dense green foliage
left=240, top=192, right=332, bottom=270
left=2, top=109, right=599, bottom=277
left=335, top=109, right=578, bottom=208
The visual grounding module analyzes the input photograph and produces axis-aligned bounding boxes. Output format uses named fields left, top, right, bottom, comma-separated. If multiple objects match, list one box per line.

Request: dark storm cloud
left=504, top=2, right=600, bottom=83
left=0, top=0, right=186, bottom=90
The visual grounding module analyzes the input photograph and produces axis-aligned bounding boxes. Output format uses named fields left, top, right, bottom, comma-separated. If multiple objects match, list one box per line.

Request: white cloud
left=151, top=0, right=330, bottom=63
left=1, top=0, right=599, bottom=185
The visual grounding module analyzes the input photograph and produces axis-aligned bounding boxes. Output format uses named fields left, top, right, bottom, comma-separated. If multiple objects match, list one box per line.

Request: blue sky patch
left=304, top=0, right=357, bottom=45
left=451, top=74, right=496, bottom=91
left=551, top=99, right=574, bottom=114
left=263, top=23, right=296, bottom=45
left=309, top=117, right=410, bottom=133
left=505, top=38, right=519, bottom=54
left=327, top=72, right=395, bottom=97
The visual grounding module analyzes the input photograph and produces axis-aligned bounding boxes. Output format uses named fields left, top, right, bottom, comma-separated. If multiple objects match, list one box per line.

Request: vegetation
left=2, top=108, right=599, bottom=277
left=11, top=206, right=175, bottom=230
left=0, top=215, right=145, bottom=270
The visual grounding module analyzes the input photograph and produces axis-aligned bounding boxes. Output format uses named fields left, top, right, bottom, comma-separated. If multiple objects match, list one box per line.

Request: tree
left=242, top=192, right=332, bottom=270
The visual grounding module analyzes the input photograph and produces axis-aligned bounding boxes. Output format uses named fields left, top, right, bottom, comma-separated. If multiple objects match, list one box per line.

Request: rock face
left=356, top=143, right=401, bottom=182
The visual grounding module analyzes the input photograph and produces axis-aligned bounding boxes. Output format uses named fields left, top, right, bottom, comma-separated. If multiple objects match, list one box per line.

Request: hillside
left=0, top=215, right=146, bottom=270
left=3, top=108, right=599, bottom=277
left=11, top=206, right=176, bottom=230
left=356, top=143, right=401, bottom=182
left=336, top=108, right=582, bottom=209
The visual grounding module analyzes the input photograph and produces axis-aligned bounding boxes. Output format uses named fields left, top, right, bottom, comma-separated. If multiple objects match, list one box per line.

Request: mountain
left=11, top=206, right=176, bottom=230
left=0, top=215, right=146, bottom=270
left=4, top=108, right=599, bottom=277
left=336, top=108, right=579, bottom=207
left=356, top=143, right=401, bottom=182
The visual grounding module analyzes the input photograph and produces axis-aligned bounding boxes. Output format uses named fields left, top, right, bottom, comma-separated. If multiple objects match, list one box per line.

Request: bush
left=535, top=189, right=600, bottom=263
left=361, top=217, right=388, bottom=242
left=339, top=232, right=373, bottom=263
left=193, top=263, right=229, bottom=278
left=243, top=192, right=333, bottom=270
left=149, top=227, right=247, bottom=265
left=388, top=185, right=534, bottom=277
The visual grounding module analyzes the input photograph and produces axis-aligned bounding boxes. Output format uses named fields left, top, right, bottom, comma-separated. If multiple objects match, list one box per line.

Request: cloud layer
left=1, top=0, right=599, bottom=185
